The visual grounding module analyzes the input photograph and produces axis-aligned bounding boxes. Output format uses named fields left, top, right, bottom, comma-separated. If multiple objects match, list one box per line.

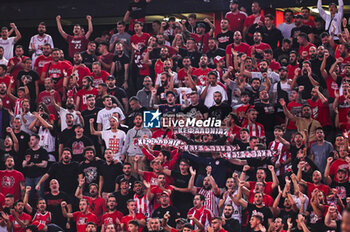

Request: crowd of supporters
left=0, top=0, right=350, bottom=231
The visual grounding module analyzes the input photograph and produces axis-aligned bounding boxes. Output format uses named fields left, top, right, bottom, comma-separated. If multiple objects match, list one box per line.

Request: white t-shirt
left=38, top=127, right=55, bottom=155
left=20, top=113, right=36, bottom=135
left=101, top=130, right=126, bottom=160
left=29, top=34, right=54, bottom=66
left=155, top=71, right=178, bottom=86
left=0, top=37, right=15, bottom=60
left=96, top=107, right=125, bottom=131
left=59, top=107, right=80, bottom=131
left=201, top=85, right=228, bottom=108
left=251, top=71, right=280, bottom=86
left=277, top=22, right=296, bottom=39
left=0, top=57, right=8, bottom=65
left=175, top=86, right=202, bottom=105
left=272, top=81, right=292, bottom=96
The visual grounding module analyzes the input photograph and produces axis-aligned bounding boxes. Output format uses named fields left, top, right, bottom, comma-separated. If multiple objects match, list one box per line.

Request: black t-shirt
left=47, top=161, right=80, bottom=195
left=24, top=147, right=48, bottom=178
left=152, top=205, right=180, bottom=227
left=291, top=25, right=312, bottom=49
left=254, top=102, right=276, bottom=139
left=44, top=191, right=71, bottom=227
left=112, top=54, right=130, bottom=80
left=100, top=162, right=123, bottom=193
left=59, top=127, right=76, bottom=146
left=296, top=74, right=318, bottom=99
left=125, top=107, right=146, bottom=129
left=178, top=48, right=201, bottom=68
left=64, top=136, right=93, bottom=163
left=279, top=208, right=298, bottom=230
left=206, top=48, right=226, bottom=69
left=170, top=171, right=193, bottom=217
left=115, top=174, right=138, bottom=190
left=330, top=181, right=350, bottom=204
left=80, top=159, right=104, bottom=191
left=13, top=131, right=30, bottom=162
left=183, top=103, right=209, bottom=116
left=81, top=107, right=101, bottom=137
left=17, top=70, right=39, bottom=101
left=128, top=0, right=148, bottom=19
left=223, top=218, right=241, bottom=232
left=216, top=31, right=234, bottom=50
left=113, top=190, right=134, bottom=215
left=246, top=203, right=273, bottom=229
left=208, top=103, right=232, bottom=121
left=80, top=51, right=97, bottom=71
left=107, top=87, right=127, bottom=106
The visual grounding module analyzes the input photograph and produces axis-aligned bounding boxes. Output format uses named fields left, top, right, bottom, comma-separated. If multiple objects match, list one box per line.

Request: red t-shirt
left=225, top=43, right=250, bottom=66
left=307, top=98, right=331, bottom=127
left=42, top=61, right=72, bottom=94
left=34, top=55, right=52, bottom=77
left=98, top=53, right=115, bottom=72
left=236, top=104, right=254, bottom=123
left=0, top=75, right=12, bottom=88
left=287, top=101, right=303, bottom=130
left=249, top=181, right=273, bottom=195
left=192, top=67, right=213, bottom=86
left=66, top=35, right=89, bottom=58
left=91, top=70, right=110, bottom=87
left=326, top=75, right=339, bottom=99
left=306, top=182, right=330, bottom=199
left=177, top=67, right=194, bottom=81
left=244, top=14, right=265, bottom=29
left=248, top=43, right=271, bottom=57
left=329, top=159, right=349, bottom=182
left=338, top=96, right=350, bottom=125
left=191, top=33, right=210, bottom=54
left=76, top=88, right=98, bottom=111
left=101, top=211, right=124, bottom=228
left=299, top=43, right=316, bottom=60
left=72, top=211, right=98, bottom=232
left=130, top=33, right=151, bottom=50
left=0, top=170, right=25, bottom=201
left=143, top=171, right=171, bottom=188
left=8, top=56, right=29, bottom=82
left=225, top=11, right=246, bottom=32
left=33, top=211, right=52, bottom=225
left=303, top=18, right=315, bottom=28
left=0, top=193, right=5, bottom=210
left=248, top=191, right=274, bottom=206
left=121, top=213, right=146, bottom=232
left=269, top=60, right=281, bottom=72
left=9, top=213, right=32, bottom=232
left=0, top=95, right=14, bottom=111
left=286, top=64, right=300, bottom=80
left=37, top=90, right=61, bottom=117
left=150, top=186, right=173, bottom=210
left=72, top=66, right=91, bottom=86
left=83, top=196, right=106, bottom=225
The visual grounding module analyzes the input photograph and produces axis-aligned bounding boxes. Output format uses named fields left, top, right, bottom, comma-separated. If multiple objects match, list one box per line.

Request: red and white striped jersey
left=268, top=140, right=291, bottom=176
left=197, top=187, right=220, bottom=216
left=241, top=121, right=265, bottom=138
left=33, top=211, right=52, bottom=225
left=133, top=193, right=152, bottom=218
left=187, top=206, right=213, bottom=230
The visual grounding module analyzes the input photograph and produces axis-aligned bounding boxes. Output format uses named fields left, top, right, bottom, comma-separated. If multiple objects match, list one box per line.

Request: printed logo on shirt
left=1, top=176, right=15, bottom=188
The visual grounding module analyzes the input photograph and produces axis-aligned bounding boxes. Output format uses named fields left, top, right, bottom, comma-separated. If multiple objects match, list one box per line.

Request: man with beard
left=307, top=86, right=332, bottom=133
left=115, top=163, right=138, bottom=191
left=51, top=91, right=83, bottom=131
left=34, top=43, right=52, bottom=89
left=187, top=194, right=214, bottom=229
left=65, top=124, right=93, bottom=163
left=248, top=32, right=271, bottom=62
left=109, top=21, right=131, bottom=57
left=136, top=76, right=154, bottom=109
left=28, top=22, right=54, bottom=68
left=317, top=0, right=344, bottom=40
left=201, top=71, right=227, bottom=108
left=155, top=72, right=174, bottom=104
left=75, top=76, right=98, bottom=111
left=81, top=41, right=98, bottom=71
left=221, top=205, right=241, bottom=232
left=225, top=0, right=246, bottom=33
left=272, top=66, right=291, bottom=105
left=286, top=51, right=299, bottom=80
left=216, top=19, right=234, bottom=50
left=284, top=89, right=303, bottom=140
left=71, top=52, right=90, bottom=86
left=208, top=92, right=232, bottom=121
left=159, top=91, right=182, bottom=115
left=243, top=1, right=264, bottom=43
left=144, top=46, right=171, bottom=84
left=152, top=191, right=180, bottom=228
left=5, top=200, right=32, bottom=231
left=0, top=156, right=25, bottom=201
left=122, top=113, right=151, bottom=166
left=280, top=99, right=322, bottom=143
left=177, top=57, right=195, bottom=85
left=291, top=61, right=320, bottom=99
left=37, top=148, right=80, bottom=199
left=0, top=24, right=21, bottom=60
left=44, top=179, right=72, bottom=230
left=96, top=95, right=125, bottom=131
left=7, top=46, right=29, bottom=81
left=16, top=58, right=39, bottom=103
left=106, top=75, right=128, bottom=112
left=290, top=15, right=313, bottom=51
left=297, top=33, right=316, bottom=61
left=310, top=127, right=333, bottom=174
left=225, top=31, right=250, bottom=67
left=0, top=83, right=14, bottom=111
left=206, top=38, right=225, bottom=69
left=56, top=15, right=93, bottom=58
left=101, top=195, right=123, bottom=231
left=193, top=55, right=213, bottom=86
left=178, top=38, right=201, bottom=69
left=0, top=128, right=18, bottom=170
left=90, top=62, right=110, bottom=87
left=278, top=9, right=296, bottom=39
left=236, top=183, right=273, bottom=231
left=155, top=60, right=178, bottom=89
left=297, top=169, right=330, bottom=199
left=41, top=48, right=72, bottom=94
left=274, top=39, right=292, bottom=65
left=132, top=181, right=151, bottom=218
left=10, top=117, right=30, bottom=168
left=125, top=97, right=146, bottom=128
left=242, top=59, right=276, bottom=89
left=263, top=49, right=281, bottom=72
left=337, top=43, right=350, bottom=67
left=75, top=178, right=105, bottom=225
left=110, top=43, right=130, bottom=89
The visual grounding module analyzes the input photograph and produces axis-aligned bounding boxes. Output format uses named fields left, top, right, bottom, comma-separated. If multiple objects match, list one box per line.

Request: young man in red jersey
left=101, top=195, right=123, bottom=232
left=120, top=199, right=146, bottom=232
left=5, top=200, right=32, bottom=232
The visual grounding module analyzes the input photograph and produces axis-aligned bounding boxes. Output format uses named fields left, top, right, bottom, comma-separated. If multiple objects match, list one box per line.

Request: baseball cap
left=161, top=191, right=170, bottom=197
left=230, top=0, right=239, bottom=4
left=214, top=56, right=225, bottom=64
left=107, top=75, right=116, bottom=80
left=295, top=14, right=303, bottom=19
left=279, top=66, right=288, bottom=71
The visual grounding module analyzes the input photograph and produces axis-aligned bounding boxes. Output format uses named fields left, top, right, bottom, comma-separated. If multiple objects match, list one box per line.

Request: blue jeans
left=25, top=176, right=44, bottom=199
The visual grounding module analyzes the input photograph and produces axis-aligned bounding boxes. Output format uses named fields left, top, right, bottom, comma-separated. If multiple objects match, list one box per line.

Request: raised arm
left=85, top=15, right=93, bottom=39
left=61, top=201, right=74, bottom=218
left=188, top=167, right=197, bottom=195
left=89, top=118, right=101, bottom=136
left=235, top=181, right=248, bottom=208
left=75, top=178, right=85, bottom=199
left=56, top=15, right=69, bottom=40
left=280, top=98, right=296, bottom=123
left=324, top=157, right=333, bottom=185
left=10, top=23, right=21, bottom=43
left=203, top=18, right=215, bottom=37
left=268, top=165, right=279, bottom=190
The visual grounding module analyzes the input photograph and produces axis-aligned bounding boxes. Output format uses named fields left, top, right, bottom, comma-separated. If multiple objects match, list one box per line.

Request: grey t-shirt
left=310, top=141, right=334, bottom=173
left=110, top=32, right=131, bottom=57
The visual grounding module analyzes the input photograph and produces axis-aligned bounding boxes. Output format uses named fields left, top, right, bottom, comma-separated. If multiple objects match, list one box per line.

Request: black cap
left=279, top=66, right=288, bottom=71
left=295, top=14, right=303, bottom=19
left=107, top=75, right=116, bottom=80
left=230, top=0, right=239, bottom=4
